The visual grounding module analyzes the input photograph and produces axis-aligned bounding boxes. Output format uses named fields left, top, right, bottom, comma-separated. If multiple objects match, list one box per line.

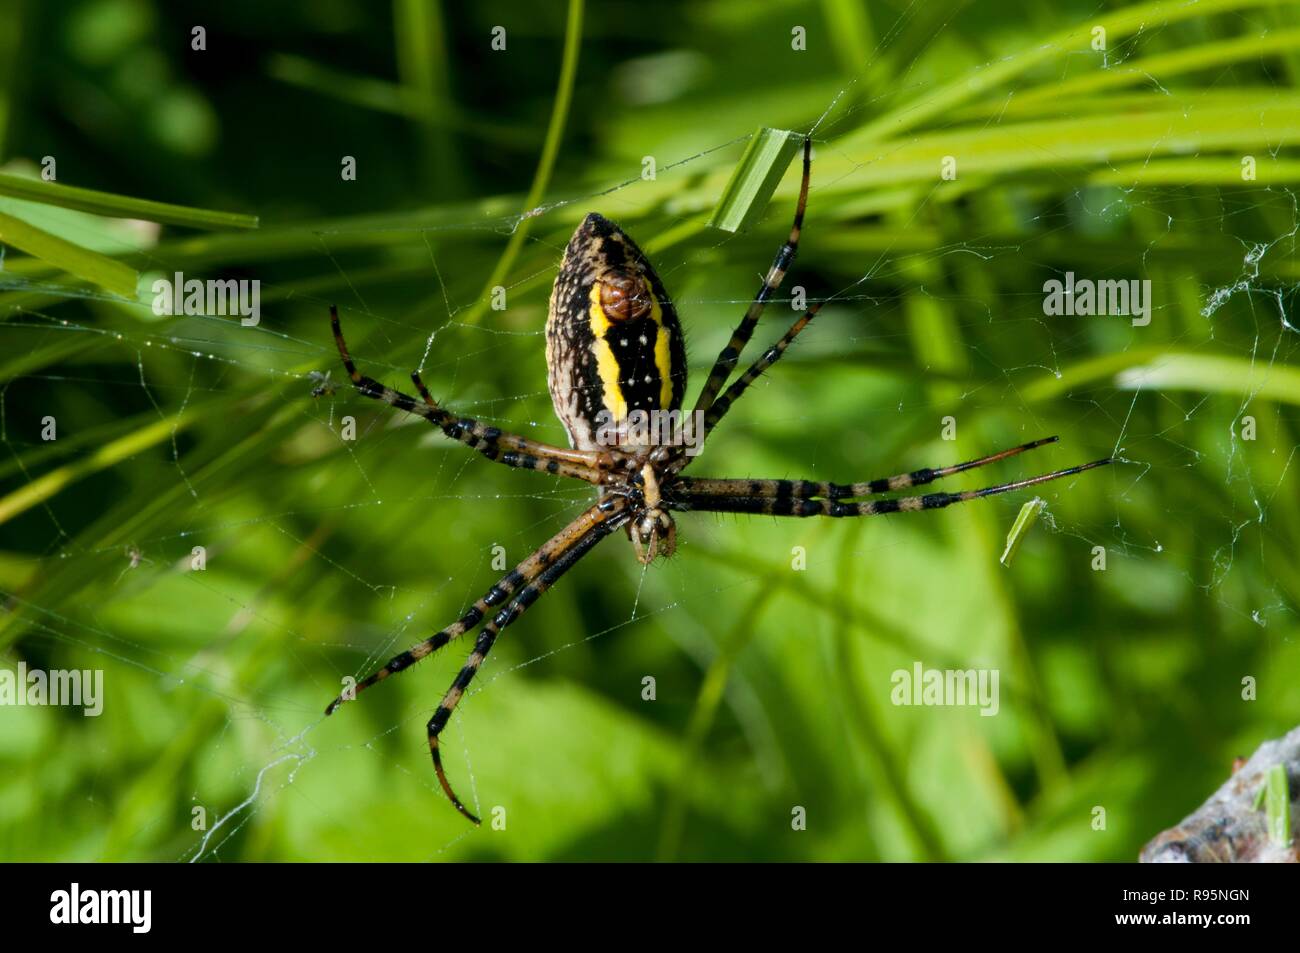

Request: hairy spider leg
left=424, top=498, right=629, bottom=822
left=688, top=137, right=813, bottom=433
left=667, top=458, right=1112, bottom=517
left=331, top=306, right=615, bottom=484
left=323, top=497, right=625, bottom=716
left=700, top=300, right=825, bottom=438
left=673, top=436, right=1081, bottom=500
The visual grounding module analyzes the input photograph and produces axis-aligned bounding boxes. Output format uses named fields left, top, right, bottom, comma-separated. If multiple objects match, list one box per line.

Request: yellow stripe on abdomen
left=651, top=296, right=673, bottom=410
left=588, top=283, right=628, bottom=422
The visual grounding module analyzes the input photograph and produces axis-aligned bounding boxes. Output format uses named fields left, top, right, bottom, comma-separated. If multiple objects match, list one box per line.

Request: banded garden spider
left=324, top=138, right=1111, bottom=823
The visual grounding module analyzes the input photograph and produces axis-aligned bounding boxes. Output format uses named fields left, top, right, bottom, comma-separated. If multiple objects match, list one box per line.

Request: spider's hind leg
left=323, top=500, right=628, bottom=715
left=325, top=498, right=628, bottom=823
left=423, top=498, right=629, bottom=823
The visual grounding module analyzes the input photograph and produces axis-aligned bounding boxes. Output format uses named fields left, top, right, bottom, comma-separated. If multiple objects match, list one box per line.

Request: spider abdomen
left=546, top=212, right=686, bottom=451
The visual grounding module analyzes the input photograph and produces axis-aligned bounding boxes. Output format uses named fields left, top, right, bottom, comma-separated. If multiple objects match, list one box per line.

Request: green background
left=0, top=0, right=1298, bottom=861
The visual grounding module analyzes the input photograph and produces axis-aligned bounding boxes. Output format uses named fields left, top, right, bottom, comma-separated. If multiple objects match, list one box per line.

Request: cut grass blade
left=707, top=127, right=802, bottom=233
left=1000, top=497, right=1047, bottom=568
left=1262, top=764, right=1292, bottom=847
left=0, top=172, right=258, bottom=231
left=0, top=209, right=139, bottom=297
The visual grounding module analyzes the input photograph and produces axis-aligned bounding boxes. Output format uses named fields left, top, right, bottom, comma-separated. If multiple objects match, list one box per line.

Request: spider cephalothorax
left=323, top=138, right=1111, bottom=824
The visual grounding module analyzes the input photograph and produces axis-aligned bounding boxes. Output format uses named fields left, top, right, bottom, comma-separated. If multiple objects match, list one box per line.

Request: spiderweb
left=1, top=0, right=1297, bottom=862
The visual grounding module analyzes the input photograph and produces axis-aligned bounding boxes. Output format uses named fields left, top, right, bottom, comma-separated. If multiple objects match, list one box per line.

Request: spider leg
left=324, top=497, right=629, bottom=714
left=324, top=497, right=629, bottom=822
left=330, top=306, right=617, bottom=484
left=690, top=137, right=812, bottom=424
left=673, top=436, right=1066, bottom=501
left=665, top=457, right=1112, bottom=517
left=699, top=300, right=824, bottom=438
left=425, top=497, right=630, bottom=823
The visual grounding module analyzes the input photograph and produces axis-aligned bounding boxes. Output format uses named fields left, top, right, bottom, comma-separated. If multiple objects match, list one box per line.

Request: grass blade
left=1000, top=497, right=1047, bottom=568
left=459, top=0, right=584, bottom=326
left=708, top=127, right=802, bottom=233
left=0, top=172, right=258, bottom=230
left=0, top=409, right=196, bottom=526
left=0, top=209, right=138, bottom=297
left=836, top=98, right=1300, bottom=187
left=1116, top=354, right=1300, bottom=405
left=1010, top=29, right=1300, bottom=108
left=1091, top=157, right=1300, bottom=185
left=1264, top=764, right=1292, bottom=847
left=854, top=0, right=1290, bottom=142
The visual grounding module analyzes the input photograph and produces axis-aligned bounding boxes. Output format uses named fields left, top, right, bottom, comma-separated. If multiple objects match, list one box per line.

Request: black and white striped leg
left=673, top=436, right=1070, bottom=502
left=323, top=502, right=622, bottom=716
left=325, top=497, right=628, bottom=822
left=700, top=301, right=824, bottom=439
left=667, top=457, right=1112, bottom=517
left=425, top=499, right=629, bottom=823
left=691, top=137, right=812, bottom=423
left=330, top=306, right=614, bottom=484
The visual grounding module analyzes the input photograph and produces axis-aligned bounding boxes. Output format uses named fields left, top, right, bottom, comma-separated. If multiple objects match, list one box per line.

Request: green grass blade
left=1115, top=354, right=1300, bottom=405
left=1012, top=29, right=1300, bottom=108
left=0, top=172, right=258, bottom=230
left=1020, top=349, right=1300, bottom=406
left=1091, top=157, right=1300, bottom=185
left=707, top=127, right=802, bottom=233
left=0, top=408, right=196, bottom=526
left=1264, top=764, right=1291, bottom=847
left=822, top=0, right=875, bottom=91
left=393, top=0, right=462, bottom=195
left=458, top=0, right=584, bottom=327
left=0, top=209, right=138, bottom=297
left=267, top=53, right=422, bottom=119
left=0, top=0, right=22, bottom=158
left=1000, top=497, right=1047, bottom=568
left=854, top=0, right=1290, bottom=142
left=835, top=97, right=1300, bottom=187
left=954, top=88, right=1282, bottom=122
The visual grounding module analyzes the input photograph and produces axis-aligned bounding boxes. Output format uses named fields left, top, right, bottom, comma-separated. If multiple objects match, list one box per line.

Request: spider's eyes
left=598, top=271, right=653, bottom=323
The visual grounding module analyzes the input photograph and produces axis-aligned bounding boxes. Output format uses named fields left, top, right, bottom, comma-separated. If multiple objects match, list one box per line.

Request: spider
left=323, top=138, right=1111, bottom=823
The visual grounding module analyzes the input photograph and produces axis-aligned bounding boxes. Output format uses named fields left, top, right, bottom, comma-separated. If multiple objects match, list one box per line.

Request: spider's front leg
left=689, top=137, right=813, bottom=425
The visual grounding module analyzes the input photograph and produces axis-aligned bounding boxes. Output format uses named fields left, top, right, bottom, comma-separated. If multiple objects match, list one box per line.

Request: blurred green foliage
left=0, top=0, right=1298, bottom=861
